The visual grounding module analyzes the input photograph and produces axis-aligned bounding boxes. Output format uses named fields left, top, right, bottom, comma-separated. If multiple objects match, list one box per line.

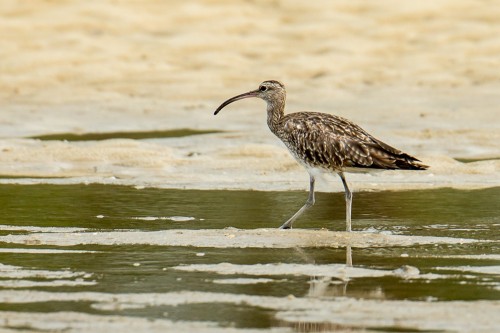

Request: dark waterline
left=28, top=128, right=220, bottom=141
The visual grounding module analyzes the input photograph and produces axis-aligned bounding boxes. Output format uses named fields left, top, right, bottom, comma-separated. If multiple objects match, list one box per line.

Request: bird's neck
left=266, top=96, right=285, bottom=135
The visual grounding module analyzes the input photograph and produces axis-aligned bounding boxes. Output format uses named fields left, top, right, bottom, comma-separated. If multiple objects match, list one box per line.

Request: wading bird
left=214, top=80, right=428, bottom=231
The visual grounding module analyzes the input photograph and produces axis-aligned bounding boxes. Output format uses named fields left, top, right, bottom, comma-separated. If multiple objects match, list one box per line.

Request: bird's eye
left=259, top=86, right=267, bottom=92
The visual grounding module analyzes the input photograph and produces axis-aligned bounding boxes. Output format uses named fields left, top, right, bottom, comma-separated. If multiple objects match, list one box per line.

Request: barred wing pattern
left=279, top=112, right=427, bottom=171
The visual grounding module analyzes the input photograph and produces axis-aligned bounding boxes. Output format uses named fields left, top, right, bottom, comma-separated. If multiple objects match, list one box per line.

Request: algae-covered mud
left=0, top=184, right=498, bottom=332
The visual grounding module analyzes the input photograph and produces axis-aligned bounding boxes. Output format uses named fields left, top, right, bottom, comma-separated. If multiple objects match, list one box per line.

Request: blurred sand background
left=0, top=0, right=499, bottom=191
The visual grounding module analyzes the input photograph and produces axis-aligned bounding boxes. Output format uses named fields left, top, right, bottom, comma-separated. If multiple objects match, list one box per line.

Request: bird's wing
left=280, top=112, right=426, bottom=170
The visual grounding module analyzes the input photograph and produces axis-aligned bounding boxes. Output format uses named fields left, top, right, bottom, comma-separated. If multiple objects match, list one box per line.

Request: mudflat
left=0, top=0, right=499, bottom=191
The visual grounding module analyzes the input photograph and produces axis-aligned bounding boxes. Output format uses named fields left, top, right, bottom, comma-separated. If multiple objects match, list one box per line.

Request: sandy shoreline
left=1, top=0, right=499, bottom=191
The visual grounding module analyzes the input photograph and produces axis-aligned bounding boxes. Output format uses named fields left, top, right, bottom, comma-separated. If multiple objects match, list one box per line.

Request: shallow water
left=29, top=129, right=220, bottom=141
left=0, top=184, right=498, bottom=332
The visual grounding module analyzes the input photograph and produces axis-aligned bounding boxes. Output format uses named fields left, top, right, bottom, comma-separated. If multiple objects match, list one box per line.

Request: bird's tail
left=393, top=156, right=429, bottom=170
left=368, top=138, right=429, bottom=170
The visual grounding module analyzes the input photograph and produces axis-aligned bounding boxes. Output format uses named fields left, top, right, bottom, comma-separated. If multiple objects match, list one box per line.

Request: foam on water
left=0, top=227, right=479, bottom=248
left=131, top=216, right=196, bottom=222
left=173, top=263, right=446, bottom=281
left=0, top=291, right=497, bottom=333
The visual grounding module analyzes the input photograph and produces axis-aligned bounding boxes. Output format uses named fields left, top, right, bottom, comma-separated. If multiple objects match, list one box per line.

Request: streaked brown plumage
left=214, top=80, right=428, bottom=231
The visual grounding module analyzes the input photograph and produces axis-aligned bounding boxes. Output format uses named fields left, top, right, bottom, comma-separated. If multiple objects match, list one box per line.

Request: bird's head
left=214, top=80, right=286, bottom=115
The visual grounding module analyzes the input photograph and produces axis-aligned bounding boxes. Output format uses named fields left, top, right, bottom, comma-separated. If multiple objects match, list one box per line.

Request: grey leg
left=339, top=172, right=352, bottom=232
left=279, top=174, right=315, bottom=229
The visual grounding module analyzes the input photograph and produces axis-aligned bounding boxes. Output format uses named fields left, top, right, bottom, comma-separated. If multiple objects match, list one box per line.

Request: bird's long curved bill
left=214, top=90, right=259, bottom=115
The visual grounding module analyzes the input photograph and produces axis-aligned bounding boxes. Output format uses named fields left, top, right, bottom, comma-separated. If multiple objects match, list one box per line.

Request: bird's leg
left=279, top=174, right=315, bottom=229
left=346, top=245, right=352, bottom=267
left=339, top=172, right=352, bottom=232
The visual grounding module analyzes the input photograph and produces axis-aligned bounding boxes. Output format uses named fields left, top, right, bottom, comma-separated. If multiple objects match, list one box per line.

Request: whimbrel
left=214, top=80, right=428, bottom=231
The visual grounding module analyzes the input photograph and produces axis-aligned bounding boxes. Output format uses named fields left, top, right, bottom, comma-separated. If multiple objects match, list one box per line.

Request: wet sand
left=0, top=0, right=499, bottom=191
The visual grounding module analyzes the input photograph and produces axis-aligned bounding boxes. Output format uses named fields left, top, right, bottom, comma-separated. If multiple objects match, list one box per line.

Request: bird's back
left=274, top=112, right=428, bottom=172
